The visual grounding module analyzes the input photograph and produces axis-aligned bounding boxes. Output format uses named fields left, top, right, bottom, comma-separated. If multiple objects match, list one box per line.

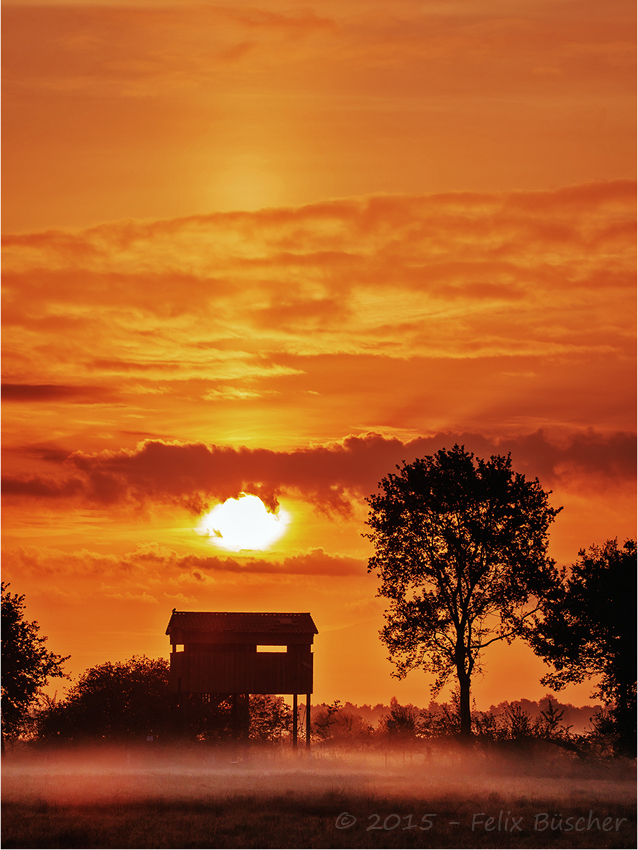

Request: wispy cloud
left=3, top=542, right=365, bottom=579
left=4, top=183, right=634, bottom=381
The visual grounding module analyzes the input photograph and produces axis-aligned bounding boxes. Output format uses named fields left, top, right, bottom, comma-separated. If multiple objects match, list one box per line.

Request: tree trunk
left=615, top=679, right=635, bottom=756
left=458, top=671, right=472, bottom=738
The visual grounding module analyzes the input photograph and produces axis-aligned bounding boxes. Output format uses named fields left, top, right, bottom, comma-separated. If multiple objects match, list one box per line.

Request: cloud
left=2, top=182, right=634, bottom=510
left=1, top=3, right=341, bottom=114
left=2, top=542, right=366, bottom=579
left=202, top=387, right=264, bottom=401
left=3, top=429, right=634, bottom=515
left=2, top=182, right=634, bottom=392
left=0, top=546, right=124, bottom=577
left=164, top=591, right=198, bottom=606
left=101, top=586, right=159, bottom=604
left=2, top=0, right=630, bottom=101
left=177, top=547, right=365, bottom=577
left=1, top=474, right=86, bottom=499
left=2, top=383, right=113, bottom=403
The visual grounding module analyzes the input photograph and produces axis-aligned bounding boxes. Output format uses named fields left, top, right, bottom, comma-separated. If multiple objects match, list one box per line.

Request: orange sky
left=2, top=0, right=636, bottom=710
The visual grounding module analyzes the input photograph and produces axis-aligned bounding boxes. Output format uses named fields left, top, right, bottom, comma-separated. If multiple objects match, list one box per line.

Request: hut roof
left=165, top=611, right=318, bottom=636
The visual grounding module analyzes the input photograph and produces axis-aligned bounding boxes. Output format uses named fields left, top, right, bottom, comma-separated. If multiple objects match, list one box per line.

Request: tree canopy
left=528, top=538, right=637, bottom=756
left=249, top=695, right=292, bottom=743
left=37, top=655, right=176, bottom=742
left=364, top=445, right=561, bottom=737
left=1, top=582, right=69, bottom=749
left=36, top=656, right=297, bottom=744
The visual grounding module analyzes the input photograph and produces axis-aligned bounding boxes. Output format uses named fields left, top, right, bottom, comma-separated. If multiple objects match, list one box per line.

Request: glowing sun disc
left=196, top=494, right=289, bottom=551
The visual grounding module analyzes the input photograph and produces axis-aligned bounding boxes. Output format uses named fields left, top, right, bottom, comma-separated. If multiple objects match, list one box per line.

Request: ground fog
left=2, top=744, right=636, bottom=848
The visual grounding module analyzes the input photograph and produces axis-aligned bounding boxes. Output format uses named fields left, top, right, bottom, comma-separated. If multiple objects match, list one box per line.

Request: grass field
left=2, top=745, right=636, bottom=848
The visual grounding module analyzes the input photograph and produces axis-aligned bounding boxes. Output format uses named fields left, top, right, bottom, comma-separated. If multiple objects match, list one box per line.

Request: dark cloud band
left=2, top=429, right=634, bottom=514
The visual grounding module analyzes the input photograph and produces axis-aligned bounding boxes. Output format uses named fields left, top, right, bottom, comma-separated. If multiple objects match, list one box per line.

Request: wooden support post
left=232, top=693, right=239, bottom=739
left=231, top=694, right=250, bottom=742
left=178, top=678, right=188, bottom=737
left=243, top=693, right=250, bottom=741
left=292, top=693, right=298, bottom=748
left=305, top=695, right=311, bottom=749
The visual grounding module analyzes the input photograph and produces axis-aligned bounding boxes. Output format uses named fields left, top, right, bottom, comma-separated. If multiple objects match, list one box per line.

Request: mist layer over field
left=3, top=744, right=636, bottom=805
left=3, top=744, right=635, bottom=848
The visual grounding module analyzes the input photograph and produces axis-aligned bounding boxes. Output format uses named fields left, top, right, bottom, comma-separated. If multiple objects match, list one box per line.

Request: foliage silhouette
left=1, top=582, right=69, bottom=751
left=364, top=445, right=561, bottom=737
left=537, top=699, right=572, bottom=740
left=36, top=656, right=299, bottom=744
left=37, top=655, right=177, bottom=743
left=249, top=695, right=292, bottom=743
left=416, top=696, right=576, bottom=750
left=312, top=700, right=373, bottom=745
left=529, top=538, right=637, bottom=756
left=381, top=696, right=419, bottom=739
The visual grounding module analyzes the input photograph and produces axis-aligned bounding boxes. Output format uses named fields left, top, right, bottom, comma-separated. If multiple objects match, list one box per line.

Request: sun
left=196, top=494, right=290, bottom=551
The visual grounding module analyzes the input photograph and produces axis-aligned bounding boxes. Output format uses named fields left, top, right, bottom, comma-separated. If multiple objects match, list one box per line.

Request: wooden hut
left=166, top=611, right=318, bottom=745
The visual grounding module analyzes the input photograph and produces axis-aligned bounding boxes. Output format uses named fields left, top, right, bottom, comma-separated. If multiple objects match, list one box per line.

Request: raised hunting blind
left=165, top=611, right=318, bottom=746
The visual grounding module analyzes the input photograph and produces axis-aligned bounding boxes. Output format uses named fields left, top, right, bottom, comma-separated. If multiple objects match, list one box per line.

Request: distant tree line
left=309, top=694, right=612, bottom=755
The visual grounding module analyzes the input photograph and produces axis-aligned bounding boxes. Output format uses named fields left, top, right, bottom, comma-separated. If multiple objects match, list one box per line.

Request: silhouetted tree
left=37, top=655, right=176, bottom=743
left=418, top=700, right=462, bottom=738
left=365, top=445, right=561, bottom=738
left=312, top=700, right=343, bottom=742
left=528, top=539, right=637, bottom=756
left=1, top=582, right=69, bottom=752
left=383, top=697, right=418, bottom=739
left=503, top=703, right=534, bottom=739
left=536, top=698, right=572, bottom=741
left=249, top=695, right=292, bottom=742
left=312, top=701, right=373, bottom=745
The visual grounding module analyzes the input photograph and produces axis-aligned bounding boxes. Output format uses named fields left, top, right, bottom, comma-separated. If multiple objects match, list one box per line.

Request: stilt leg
left=232, top=694, right=239, bottom=740
left=242, top=694, right=250, bottom=741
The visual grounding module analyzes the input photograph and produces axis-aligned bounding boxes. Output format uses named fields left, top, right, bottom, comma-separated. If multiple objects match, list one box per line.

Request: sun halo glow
left=196, top=494, right=289, bottom=552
